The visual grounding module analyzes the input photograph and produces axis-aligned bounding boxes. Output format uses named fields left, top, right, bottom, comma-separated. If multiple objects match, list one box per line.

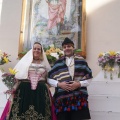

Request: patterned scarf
left=48, top=55, right=93, bottom=114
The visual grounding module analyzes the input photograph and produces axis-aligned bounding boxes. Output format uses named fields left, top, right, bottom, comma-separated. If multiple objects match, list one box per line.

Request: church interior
left=0, top=0, right=120, bottom=120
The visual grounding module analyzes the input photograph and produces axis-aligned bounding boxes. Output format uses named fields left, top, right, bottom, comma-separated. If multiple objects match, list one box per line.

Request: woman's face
left=33, top=43, right=42, bottom=60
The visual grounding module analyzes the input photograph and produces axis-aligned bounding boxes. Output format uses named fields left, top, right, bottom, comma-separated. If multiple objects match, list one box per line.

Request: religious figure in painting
left=22, top=0, right=82, bottom=51
left=46, top=0, right=67, bottom=35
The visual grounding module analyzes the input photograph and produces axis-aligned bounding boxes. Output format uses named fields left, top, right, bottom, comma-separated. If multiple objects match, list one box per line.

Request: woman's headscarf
left=14, top=47, right=51, bottom=79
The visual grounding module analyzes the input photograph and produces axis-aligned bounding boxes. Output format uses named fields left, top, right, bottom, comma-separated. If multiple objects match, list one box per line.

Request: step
left=90, top=111, right=120, bottom=120
left=88, top=95, right=120, bottom=112
left=88, top=80, right=120, bottom=95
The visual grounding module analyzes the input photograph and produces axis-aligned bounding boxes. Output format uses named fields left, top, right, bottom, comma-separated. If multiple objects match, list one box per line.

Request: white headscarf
left=14, top=47, right=51, bottom=79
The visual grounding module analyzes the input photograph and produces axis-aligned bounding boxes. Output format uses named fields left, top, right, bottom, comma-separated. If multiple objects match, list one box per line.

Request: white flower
left=50, top=53, right=59, bottom=59
left=116, top=51, right=120, bottom=54
left=49, top=44, right=55, bottom=48
left=60, top=51, right=64, bottom=55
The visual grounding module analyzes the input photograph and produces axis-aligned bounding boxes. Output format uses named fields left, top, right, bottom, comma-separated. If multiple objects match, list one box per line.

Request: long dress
left=8, top=63, right=52, bottom=120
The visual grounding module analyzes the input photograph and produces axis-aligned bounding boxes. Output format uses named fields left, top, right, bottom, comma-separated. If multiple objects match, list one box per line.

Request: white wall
left=0, top=0, right=22, bottom=71
left=0, top=0, right=120, bottom=77
left=86, top=0, right=120, bottom=77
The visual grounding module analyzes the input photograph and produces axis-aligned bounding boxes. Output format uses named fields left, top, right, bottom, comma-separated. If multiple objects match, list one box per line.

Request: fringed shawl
left=48, top=55, right=93, bottom=114
left=48, top=55, right=92, bottom=83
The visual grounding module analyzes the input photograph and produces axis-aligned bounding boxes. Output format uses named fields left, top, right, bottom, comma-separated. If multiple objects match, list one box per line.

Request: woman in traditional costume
left=6, top=42, right=52, bottom=120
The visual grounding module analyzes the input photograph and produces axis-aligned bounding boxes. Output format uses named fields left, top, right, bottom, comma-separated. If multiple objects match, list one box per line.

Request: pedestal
left=88, top=70, right=120, bottom=120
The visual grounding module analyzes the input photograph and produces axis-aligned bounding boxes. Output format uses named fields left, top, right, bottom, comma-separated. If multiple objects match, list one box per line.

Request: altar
left=1, top=69, right=120, bottom=119
left=88, top=70, right=120, bottom=120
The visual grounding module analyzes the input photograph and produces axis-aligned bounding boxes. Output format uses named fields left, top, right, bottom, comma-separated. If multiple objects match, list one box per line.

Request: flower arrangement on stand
left=2, top=68, right=17, bottom=90
left=0, top=50, right=10, bottom=65
left=17, top=45, right=82, bottom=67
left=0, top=50, right=11, bottom=73
left=116, top=52, right=120, bottom=78
left=44, top=44, right=64, bottom=66
left=98, top=51, right=120, bottom=80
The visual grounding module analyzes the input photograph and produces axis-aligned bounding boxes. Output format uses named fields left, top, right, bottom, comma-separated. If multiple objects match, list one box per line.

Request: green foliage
left=74, top=49, right=82, bottom=53
left=46, top=55, right=57, bottom=64
left=2, top=73, right=16, bottom=89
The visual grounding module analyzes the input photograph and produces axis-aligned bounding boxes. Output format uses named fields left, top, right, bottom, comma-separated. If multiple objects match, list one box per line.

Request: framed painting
left=19, top=0, right=86, bottom=58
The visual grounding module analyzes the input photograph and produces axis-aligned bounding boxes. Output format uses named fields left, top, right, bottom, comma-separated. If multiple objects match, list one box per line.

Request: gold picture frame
left=18, top=0, right=86, bottom=58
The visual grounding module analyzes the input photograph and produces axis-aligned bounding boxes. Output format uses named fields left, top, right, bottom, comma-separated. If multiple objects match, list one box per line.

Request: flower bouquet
left=98, top=51, right=118, bottom=80
left=2, top=68, right=17, bottom=90
left=0, top=50, right=10, bottom=65
left=18, top=51, right=28, bottom=59
left=116, top=52, right=120, bottom=78
left=45, top=44, right=64, bottom=66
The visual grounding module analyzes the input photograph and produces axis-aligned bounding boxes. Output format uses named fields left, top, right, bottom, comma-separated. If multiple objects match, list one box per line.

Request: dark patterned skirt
left=9, top=80, right=52, bottom=120
left=54, top=88, right=91, bottom=119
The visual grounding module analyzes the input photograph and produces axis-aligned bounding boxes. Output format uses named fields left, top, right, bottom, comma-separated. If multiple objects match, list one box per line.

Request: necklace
left=66, top=57, right=74, bottom=67
left=66, top=57, right=74, bottom=80
left=33, top=59, right=41, bottom=64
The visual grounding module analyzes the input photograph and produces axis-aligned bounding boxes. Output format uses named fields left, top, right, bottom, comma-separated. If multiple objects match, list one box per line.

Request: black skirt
left=9, top=80, right=52, bottom=120
left=54, top=88, right=91, bottom=119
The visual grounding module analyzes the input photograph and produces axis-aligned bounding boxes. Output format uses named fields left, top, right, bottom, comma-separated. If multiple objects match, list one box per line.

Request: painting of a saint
left=46, top=0, right=66, bottom=34
left=20, top=0, right=85, bottom=53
